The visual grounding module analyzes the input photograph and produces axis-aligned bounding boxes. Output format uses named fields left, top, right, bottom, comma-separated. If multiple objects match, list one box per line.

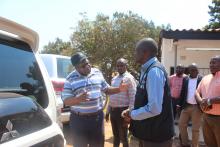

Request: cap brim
left=75, top=56, right=87, bottom=66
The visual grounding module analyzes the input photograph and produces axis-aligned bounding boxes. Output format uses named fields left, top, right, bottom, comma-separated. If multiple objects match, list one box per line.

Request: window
left=0, top=36, right=48, bottom=108
left=0, top=35, right=51, bottom=144
left=57, top=57, right=73, bottom=78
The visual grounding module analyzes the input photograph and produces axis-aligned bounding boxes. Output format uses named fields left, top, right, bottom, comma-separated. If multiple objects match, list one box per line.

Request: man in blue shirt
left=122, top=38, right=174, bottom=147
left=62, top=52, right=127, bottom=147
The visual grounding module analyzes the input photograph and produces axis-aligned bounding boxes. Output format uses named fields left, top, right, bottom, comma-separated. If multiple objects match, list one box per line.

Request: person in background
left=169, top=64, right=186, bottom=119
left=62, top=52, right=128, bottom=147
left=130, top=70, right=139, bottom=82
left=178, top=63, right=203, bottom=147
left=122, top=38, right=174, bottom=147
left=195, top=56, right=220, bottom=147
left=105, top=58, right=137, bottom=147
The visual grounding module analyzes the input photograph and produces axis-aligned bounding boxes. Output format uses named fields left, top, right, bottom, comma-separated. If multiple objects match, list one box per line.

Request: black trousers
left=70, top=111, right=104, bottom=147
left=171, top=98, right=180, bottom=119
left=110, top=106, right=129, bottom=147
left=139, top=139, right=173, bottom=147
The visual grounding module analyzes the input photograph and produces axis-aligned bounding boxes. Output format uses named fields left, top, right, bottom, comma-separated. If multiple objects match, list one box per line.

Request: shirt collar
left=118, top=71, right=128, bottom=77
left=141, top=57, right=157, bottom=72
left=76, top=68, right=95, bottom=77
left=214, top=71, right=220, bottom=78
left=189, top=75, right=198, bottom=80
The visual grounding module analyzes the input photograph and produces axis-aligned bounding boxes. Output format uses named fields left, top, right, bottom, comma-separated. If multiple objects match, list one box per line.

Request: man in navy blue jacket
left=178, top=63, right=203, bottom=147
left=122, top=38, right=174, bottom=147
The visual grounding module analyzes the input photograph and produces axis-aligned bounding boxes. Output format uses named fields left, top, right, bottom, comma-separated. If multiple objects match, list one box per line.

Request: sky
left=1, top=0, right=212, bottom=50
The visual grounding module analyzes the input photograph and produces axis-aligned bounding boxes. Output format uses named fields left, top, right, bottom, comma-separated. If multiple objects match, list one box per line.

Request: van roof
left=40, top=54, right=71, bottom=59
left=0, top=17, right=39, bottom=52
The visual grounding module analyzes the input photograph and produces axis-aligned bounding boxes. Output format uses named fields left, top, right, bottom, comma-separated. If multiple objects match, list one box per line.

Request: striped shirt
left=109, top=72, right=137, bottom=109
left=62, top=68, right=109, bottom=113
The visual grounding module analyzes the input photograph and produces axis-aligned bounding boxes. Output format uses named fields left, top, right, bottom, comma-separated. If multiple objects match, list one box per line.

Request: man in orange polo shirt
left=195, top=56, right=220, bottom=147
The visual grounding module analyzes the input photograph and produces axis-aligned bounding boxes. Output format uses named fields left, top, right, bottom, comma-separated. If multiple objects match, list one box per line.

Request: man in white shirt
left=178, top=63, right=203, bottom=147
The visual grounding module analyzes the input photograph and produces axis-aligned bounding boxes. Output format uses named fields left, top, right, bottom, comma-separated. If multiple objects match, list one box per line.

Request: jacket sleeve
left=178, top=77, right=187, bottom=107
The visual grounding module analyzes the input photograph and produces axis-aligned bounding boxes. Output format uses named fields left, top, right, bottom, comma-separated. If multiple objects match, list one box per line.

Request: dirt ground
left=64, top=122, right=206, bottom=147
left=64, top=121, right=139, bottom=147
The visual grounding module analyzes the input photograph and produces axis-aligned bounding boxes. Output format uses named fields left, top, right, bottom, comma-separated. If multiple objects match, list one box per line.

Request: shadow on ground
left=63, top=123, right=72, bottom=146
left=105, top=136, right=113, bottom=144
left=63, top=122, right=207, bottom=147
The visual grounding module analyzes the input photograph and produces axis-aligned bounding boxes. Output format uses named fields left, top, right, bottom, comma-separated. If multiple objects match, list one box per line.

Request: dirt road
left=64, top=122, right=206, bottom=147
left=64, top=121, right=135, bottom=147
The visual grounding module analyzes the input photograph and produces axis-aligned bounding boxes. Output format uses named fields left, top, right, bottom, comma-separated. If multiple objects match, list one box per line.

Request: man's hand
left=119, top=80, right=128, bottom=92
left=200, top=98, right=212, bottom=111
left=176, top=105, right=181, bottom=109
left=105, top=113, right=110, bottom=122
left=64, top=91, right=89, bottom=106
left=121, top=109, right=131, bottom=128
left=121, top=109, right=131, bottom=122
left=176, top=105, right=181, bottom=111
left=76, top=92, right=90, bottom=103
left=176, top=105, right=181, bottom=116
left=121, top=109, right=129, bottom=117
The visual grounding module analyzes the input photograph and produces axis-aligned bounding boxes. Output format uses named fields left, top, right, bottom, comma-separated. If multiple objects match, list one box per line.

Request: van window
left=0, top=36, right=49, bottom=108
left=57, top=57, right=73, bottom=78
left=40, top=56, right=54, bottom=78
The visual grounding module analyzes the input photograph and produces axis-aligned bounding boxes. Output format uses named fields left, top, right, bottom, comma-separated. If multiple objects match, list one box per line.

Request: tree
left=205, top=0, right=220, bottom=29
left=41, top=38, right=75, bottom=56
left=70, top=11, right=166, bottom=82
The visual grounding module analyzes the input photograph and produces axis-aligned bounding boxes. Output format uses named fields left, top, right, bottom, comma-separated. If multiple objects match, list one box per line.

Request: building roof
left=160, top=29, right=220, bottom=40
left=157, top=29, right=220, bottom=61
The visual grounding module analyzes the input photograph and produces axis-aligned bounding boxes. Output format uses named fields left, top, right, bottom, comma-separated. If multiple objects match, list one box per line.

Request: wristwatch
left=207, top=99, right=212, bottom=106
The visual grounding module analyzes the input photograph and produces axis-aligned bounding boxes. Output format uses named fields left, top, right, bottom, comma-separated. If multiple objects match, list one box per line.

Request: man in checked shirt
left=105, top=58, right=137, bottom=147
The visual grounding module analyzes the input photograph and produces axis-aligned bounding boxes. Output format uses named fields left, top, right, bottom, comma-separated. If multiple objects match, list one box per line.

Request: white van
left=0, top=17, right=65, bottom=146
left=40, top=54, right=73, bottom=124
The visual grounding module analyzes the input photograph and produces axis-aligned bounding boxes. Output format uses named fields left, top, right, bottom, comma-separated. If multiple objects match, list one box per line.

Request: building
left=159, top=29, right=220, bottom=75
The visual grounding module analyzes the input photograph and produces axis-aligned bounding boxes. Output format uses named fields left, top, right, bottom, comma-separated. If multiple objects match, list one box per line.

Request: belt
left=186, top=103, right=197, bottom=106
left=71, top=110, right=102, bottom=117
left=110, top=106, right=128, bottom=111
left=205, top=113, right=220, bottom=118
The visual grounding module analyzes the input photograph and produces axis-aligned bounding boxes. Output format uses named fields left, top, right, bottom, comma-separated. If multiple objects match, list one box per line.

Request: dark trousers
left=171, top=98, right=180, bottom=119
left=139, top=139, right=173, bottom=147
left=70, top=111, right=104, bottom=147
left=110, top=106, right=129, bottom=147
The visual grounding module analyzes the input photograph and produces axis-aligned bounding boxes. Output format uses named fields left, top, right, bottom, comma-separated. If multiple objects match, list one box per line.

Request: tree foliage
left=41, top=11, right=169, bottom=81
left=205, top=0, right=220, bottom=29
left=70, top=11, right=167, bottom=81
left=41, top=38, right=75, bottom=56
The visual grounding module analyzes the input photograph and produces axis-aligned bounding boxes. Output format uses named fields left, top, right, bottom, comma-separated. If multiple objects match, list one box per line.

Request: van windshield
left=57, top=57, right=73, bottom=78
left=0, top=37, right=49, bottom=108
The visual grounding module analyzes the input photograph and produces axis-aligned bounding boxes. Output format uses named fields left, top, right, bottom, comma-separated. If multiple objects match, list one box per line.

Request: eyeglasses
left=77, top=62, right=90, bottom=69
